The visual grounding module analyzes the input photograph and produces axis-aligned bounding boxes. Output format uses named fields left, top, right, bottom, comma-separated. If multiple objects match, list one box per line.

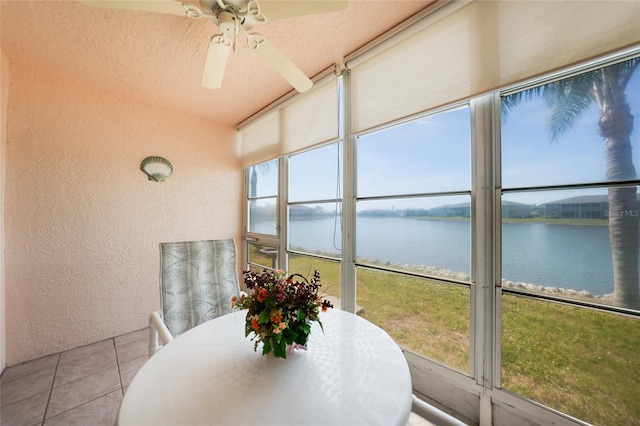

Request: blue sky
left=254, top=65, right=640, bottom=210
left=502, top=68, right=640, bottom=205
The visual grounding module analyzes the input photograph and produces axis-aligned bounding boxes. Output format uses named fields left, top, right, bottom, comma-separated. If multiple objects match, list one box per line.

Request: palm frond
left=500, top=86, right=543, bottom=121
left=544, top=74, right=595, bottom=142
left=617, top=57, right=639, bottom=93
left=501, top=57, right=639, bottom=142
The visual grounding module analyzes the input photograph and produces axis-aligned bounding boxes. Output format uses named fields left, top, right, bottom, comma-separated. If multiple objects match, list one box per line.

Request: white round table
left=118, top=309, right=413, bottom=425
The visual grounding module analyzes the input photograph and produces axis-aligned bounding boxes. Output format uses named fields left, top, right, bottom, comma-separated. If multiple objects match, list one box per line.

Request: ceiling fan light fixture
left=141, top=156, right=174, bottom=182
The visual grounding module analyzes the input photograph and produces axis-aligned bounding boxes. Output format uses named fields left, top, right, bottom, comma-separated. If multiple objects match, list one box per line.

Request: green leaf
left=259, top=309, right=271, bottom=324
left=295, top=331, right=309, bottom=346
left=262, top=339, right=272, bottom=355
left=274, top=340, right=287, bottom=358
left=298, top=323, right=311, bottom=334
left=283, top=327, right=298, bottom=343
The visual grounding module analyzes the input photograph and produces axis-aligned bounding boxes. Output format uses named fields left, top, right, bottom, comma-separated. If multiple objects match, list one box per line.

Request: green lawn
left=251, top=252, right=640, bottom=425
left=502, top=295, right=640, bottom=426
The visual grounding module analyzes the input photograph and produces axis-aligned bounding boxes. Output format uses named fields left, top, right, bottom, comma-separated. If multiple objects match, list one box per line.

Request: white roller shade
left=348, top=0, right=640, bottom=133
left=239, top=75, right=339, bottom=167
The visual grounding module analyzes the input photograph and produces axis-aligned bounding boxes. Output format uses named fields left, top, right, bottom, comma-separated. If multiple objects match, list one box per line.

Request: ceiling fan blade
left=79, top=1, right=191, bottom=16
left=249, top=35, right=312, bottom=93
left=201, top=35, right=231, bottom=89
left=257, top=0, right=348, bottom=21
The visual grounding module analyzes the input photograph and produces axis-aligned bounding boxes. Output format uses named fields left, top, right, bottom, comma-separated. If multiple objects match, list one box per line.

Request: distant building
left=429, top=202, right=471, bottom=218
left=542, top=194, right=640, bottom=219
left=429, top=201, right=532, bottom=218
left=357, top=195, right=640, bottom=220
left=502, top=201, right=533, bottom=218
left=428, top=202, right=470, bottom=218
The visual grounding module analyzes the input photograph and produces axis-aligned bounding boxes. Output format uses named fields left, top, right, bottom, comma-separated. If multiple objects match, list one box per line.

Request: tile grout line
left=43, top=388, right=124, bottom=425
left=113, top=337, right=125, bottom=394
left=2, top=331, right=148, bottom=425
left=40, top=353, right=61, bottom=426
left=42, top=337, right=122, bottom=424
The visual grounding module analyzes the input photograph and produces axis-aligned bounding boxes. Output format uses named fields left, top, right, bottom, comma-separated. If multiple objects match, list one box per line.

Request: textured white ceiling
left=1, top=0, right=433, bottom=126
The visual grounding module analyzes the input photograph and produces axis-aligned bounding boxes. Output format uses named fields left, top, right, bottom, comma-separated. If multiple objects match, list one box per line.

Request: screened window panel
left=356, top=196, right=471, bottom=280
left=357, top=106, right=470, bottom=198
left=239, top=76, right=339, bottom=167
left=348, top=0, right=640, bottom=133
left=248, top=160, right=278, bottom=198
left=288, top=202, right=342, bottom=257
left=248, top=198, right=277, bottom=235
left=290, top=142, right=342, bottom=203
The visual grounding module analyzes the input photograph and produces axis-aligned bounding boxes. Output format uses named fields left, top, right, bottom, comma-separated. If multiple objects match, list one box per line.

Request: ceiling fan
left=79, top=0, right=348, bottom=92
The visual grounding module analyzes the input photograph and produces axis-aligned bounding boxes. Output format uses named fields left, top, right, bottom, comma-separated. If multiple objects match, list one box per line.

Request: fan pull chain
left=232, top=11, right=239, bottom=52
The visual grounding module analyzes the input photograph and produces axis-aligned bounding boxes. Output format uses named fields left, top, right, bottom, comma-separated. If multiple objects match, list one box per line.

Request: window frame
left=241, top=48, right=640, bottom=425
left=494, top=53, right=640, bottom=417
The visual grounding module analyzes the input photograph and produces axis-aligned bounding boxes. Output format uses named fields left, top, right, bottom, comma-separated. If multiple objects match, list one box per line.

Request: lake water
left=277, top=217, right=628, bottom=296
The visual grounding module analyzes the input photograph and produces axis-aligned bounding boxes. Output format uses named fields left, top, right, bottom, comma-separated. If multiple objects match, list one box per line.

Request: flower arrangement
left=231, top=269, right=333, bottom=358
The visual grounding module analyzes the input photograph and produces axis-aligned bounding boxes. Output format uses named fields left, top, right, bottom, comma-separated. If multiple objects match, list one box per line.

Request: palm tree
left=503, top=57, right=640, bottom=309
left=248, top=160, right=277, bottom=229
left=249, top=161, right=275, bottom=198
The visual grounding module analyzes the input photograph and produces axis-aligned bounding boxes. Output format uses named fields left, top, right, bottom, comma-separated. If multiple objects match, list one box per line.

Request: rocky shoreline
left=290, top=250, right=611, bottom=301
left=377, top=261, right=612, bottom=301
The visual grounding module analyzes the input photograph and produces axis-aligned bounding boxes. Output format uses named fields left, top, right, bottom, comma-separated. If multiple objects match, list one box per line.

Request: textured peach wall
left=4, top=63, right=242, bottom=365
left=1, top=49, right=8, bottom=372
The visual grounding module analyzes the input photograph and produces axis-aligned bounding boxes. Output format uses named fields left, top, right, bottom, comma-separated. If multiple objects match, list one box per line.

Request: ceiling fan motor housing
left=218, top=11, right=239, bottom=37
left=201, top=0, right=260, bottom=33
left=200, top=0, right=248, bottom=15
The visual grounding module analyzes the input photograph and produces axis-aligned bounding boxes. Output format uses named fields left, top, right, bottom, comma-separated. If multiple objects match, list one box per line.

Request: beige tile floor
left=0, top=328, right=149, bottom=426
left=1, top=327, right=437, bottom=426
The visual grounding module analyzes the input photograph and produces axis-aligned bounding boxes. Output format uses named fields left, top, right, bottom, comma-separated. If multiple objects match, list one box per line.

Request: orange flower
left=250, top=319, right=260, bottom=332
left=273, top=322, right=287, bottom=334
left=270, top=309, right=283, bottom=324
left=257, top=288, right=269, bottom=302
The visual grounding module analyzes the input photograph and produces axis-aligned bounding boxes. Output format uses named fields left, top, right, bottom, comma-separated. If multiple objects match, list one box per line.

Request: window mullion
left=340, top=72, right=357, bottom=313
left=279, top=157, right=288, bottom=271
left=471, top=93, right=499, bottom=418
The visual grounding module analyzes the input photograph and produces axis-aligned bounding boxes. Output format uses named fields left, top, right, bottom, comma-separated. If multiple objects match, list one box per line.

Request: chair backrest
left=160, top=239, right=240, bottom=338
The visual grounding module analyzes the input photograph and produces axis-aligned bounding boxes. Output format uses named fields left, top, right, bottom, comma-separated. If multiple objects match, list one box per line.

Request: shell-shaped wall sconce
left=141, top=156, right=173, bottom=182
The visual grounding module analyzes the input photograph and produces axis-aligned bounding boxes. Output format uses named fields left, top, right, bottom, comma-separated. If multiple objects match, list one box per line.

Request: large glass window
left=287, top=143, right=342, bottom=301
left=288, top=143, right=342, bottom=258
left=355, top=106, right=472, bottom=373
left=356, top=196, right=471, bottom=279
left=357, top=268, right=470, bottom=372
left=289, top=143, right=343, bottom=203
left=242, top=46, right=640, bottom=426
left=500, top=57, right=640, bottom=424
left=288, top=254, right=341, bottom=306
left=247, top=159, right=279, bottom=236
left=358, top=111, right=471, bottom=197
left=247, top=243, right=279, bottom=271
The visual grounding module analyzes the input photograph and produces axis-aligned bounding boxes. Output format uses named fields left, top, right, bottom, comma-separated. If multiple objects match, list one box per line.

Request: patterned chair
left=149, top=239, right=241, bottom=357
